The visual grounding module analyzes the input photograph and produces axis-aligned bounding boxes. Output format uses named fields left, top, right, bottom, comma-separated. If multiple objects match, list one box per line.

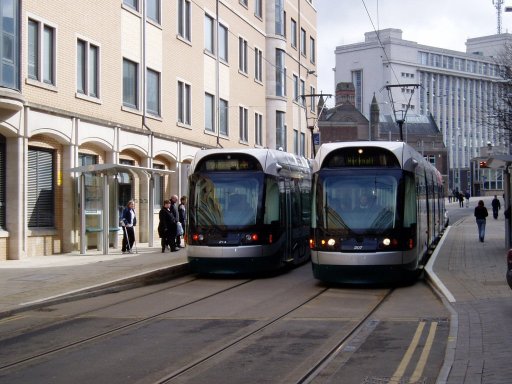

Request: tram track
left=0, top=270, right=404, bottom=384
left=0, top=276, right=254, bottom=372
left=150, top=287, right=393, bottom=384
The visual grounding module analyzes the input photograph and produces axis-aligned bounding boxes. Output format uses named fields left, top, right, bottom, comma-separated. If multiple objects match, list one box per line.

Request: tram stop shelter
left=486, top=155, right=512, bottom=248
left=68, top=163, right=174, bottom=254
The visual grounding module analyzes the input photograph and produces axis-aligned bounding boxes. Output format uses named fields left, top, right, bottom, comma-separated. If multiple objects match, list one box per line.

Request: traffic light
left=479, top=161, right=488, bottom=168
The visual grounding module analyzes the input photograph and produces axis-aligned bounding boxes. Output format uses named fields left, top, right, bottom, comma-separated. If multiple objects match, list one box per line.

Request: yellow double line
left=389, top=320, right=438, bottom=384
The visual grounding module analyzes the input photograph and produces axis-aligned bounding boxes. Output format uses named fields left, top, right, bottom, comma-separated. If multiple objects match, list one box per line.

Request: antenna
left=493, top=0, right=504, bottom=34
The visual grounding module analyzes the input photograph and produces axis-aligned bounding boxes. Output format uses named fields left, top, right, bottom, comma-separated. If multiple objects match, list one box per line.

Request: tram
left=187, top=148, right=312, bottom=274
left=310, top=141, right=447, bottom=284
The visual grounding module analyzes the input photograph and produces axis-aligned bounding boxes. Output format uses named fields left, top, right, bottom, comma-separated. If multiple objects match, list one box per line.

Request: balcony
left=0, top=87, right=25, bottom=118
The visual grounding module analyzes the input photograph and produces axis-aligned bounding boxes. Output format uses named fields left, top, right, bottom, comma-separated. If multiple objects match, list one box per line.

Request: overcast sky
left=315, top=0, right=508, bottom=106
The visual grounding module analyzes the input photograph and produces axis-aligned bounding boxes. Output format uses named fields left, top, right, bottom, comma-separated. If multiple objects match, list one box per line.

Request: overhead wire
left=360, top=0, right=413, bottom=106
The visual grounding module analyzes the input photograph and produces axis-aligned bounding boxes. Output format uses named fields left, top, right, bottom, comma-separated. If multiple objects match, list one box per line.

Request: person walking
left=121, top=200, right=137, bottom=253
left=176, top=195, right=187, bottom=248
left=474, top=200, right=489, bottom=242
left=458, top=192, right=464, bottom=208
left=168, top=195, right=179, bottom=251
left=158, top=200, right=176, bottom=252
left=491, top=195, right=501, bottom=219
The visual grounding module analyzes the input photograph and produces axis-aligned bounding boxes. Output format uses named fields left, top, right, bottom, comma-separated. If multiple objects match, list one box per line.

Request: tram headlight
left=327, top=238, right=336, bottom=246
left=382, top=238, right=391, bottom=246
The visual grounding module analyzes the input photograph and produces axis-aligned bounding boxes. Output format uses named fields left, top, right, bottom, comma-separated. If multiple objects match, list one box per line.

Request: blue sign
left=313, top=132, right=320, bottom=145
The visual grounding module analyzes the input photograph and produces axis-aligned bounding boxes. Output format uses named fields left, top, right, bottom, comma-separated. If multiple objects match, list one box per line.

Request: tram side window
left=264, top=178, right=279, bottom=224
left=404, top=174, right=417, bottom=227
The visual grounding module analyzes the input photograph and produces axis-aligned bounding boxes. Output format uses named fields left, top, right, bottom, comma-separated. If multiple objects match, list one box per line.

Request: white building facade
left=0, top=0, right=317, bottom=260
left=334, top=28, right=510, bottom=191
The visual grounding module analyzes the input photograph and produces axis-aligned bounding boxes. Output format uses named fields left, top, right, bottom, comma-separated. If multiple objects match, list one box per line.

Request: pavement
left=0, top=197, right=511, bottom=383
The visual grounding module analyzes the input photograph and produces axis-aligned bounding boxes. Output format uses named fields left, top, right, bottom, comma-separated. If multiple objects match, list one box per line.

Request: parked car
left=507, top=249, right=512, bottom=289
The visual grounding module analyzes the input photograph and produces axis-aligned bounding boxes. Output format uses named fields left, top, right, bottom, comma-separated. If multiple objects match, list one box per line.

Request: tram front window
left=319, top=172, right=399, bottom=234
left=191, top=173, right=262, bottom=227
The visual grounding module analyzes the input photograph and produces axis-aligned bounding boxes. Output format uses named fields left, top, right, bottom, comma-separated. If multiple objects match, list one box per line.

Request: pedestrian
left=474, top=199, right=488, bottom=242
left=491, top=195, right=501, bottom=219
left=458, top=192, right=464, bottom=208
left=158, top=199, right=176, bottom=252
left=168, top=195, right=179, bottom=251
left=121, top=200, right=137, bottom=253
left=465, top=190, right=470, bottom=207
left=176, top=195, right=187, bottom=248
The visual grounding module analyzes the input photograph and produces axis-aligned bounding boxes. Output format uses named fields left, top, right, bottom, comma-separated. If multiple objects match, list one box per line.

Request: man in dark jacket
left=491, top=195, right=501, bottom=219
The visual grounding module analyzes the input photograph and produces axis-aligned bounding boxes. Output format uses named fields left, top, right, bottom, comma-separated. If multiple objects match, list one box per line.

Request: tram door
left=281, top=178, right=293, bottom=263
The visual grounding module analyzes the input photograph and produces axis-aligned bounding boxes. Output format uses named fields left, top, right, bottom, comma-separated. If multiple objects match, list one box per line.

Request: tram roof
left=313, top=141, right=431, bottom=173
left=190, top=148, right=310, bottom=175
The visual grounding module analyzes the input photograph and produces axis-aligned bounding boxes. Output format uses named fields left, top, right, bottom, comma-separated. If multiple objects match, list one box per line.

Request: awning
left=67, top=163, right=175, bottom=176
left=486, top=155, right=512, bottom=170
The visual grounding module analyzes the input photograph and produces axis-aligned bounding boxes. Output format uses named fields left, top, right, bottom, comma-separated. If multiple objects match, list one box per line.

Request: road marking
left=389, top=321, right=425, bottom=384
left=0, top=314, right=26, bottom=325
left=425, top=226, right=456, bottom=303
left=409, top=321, right=438, bottom=383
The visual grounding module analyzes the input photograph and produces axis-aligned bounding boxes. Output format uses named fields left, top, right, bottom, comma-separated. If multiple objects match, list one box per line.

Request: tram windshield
left=315, top=170, right=402, bottom=234
left=190, top=173, right=263, bottom=227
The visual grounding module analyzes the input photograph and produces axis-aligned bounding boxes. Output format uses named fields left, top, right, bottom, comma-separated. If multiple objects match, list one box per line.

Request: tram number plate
left=341, top=238, right=378, bottom=252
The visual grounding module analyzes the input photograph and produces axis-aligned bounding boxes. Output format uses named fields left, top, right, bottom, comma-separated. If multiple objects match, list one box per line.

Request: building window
left=205, top=92, right=214, bottom=132
left=239, top=37, right=248, bottom=74
left=0, top=0, right=20, bottom=90
left=310, top=85, right=316, bottom=113
left=28, top=147, right=54, bottom=228
left=276, top=49, right=285, bottom=97
left=300, top=28, right=306, bottom=56
left=123, top=0, right=139, bottom=11
left=255, top=47, right=262, bottom=82
left=204, top=14, right=214, bottom=54
left=239, top=106, right=248, bottom=142
left=28, top=18, right=55, bottom=85
left=147, top=0, right=160, bottom=23
left=147, top=68, right=160, bottom=116
left=276, top=111, right=286, bottom=150
left=178, top=80, right=191, bottom=125
left=310, top=36, right=315, bottom=64
left=240, top=0, right=248, bottom=7
left=255, top=112, right=263, bottom=146
left=291, top=19, right=297, bottom=48
left=293, top=129, right=298, bottom=155
left=352, top=69, right=363, bottom=112
left=293, top=74, right=299, bottom=102
left=255, top=0, right=262, bottom=18
left=77, top=38, right=99, bottom=98
left=300, top=132, right=305, bottom=156
left=123, top=58, right=138, bottom=109
left=178, top=0, right=191, bottom=41
left=220, top=98, right=228, bottom=136
left=300, top=79, right=305, bottom=106
left=275, top=0, right=284, bottom=36
left=219, top=23, right=228, bottom=62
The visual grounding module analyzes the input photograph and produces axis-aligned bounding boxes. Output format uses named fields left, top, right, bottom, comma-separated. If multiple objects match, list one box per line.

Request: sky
left=315, top=0, right=508, bottom=106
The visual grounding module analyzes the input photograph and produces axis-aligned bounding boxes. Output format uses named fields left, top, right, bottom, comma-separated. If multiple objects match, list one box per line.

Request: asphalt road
left=0, top=263, right=449, bottom=384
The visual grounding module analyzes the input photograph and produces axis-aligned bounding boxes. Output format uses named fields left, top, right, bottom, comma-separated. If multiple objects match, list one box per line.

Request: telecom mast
left=494, top=0, right=504, bottom=34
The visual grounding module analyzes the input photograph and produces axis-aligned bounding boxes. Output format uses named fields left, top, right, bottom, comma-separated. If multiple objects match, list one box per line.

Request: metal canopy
left=68, top=163, right=175, bottom=176
left=67, top=163, right=174, bottom=254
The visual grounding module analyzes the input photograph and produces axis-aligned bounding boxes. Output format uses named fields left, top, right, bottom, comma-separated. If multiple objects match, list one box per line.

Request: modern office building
left=0, top=0, right=317, bottom=260
left=334, top=28, right=510, bottom=192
